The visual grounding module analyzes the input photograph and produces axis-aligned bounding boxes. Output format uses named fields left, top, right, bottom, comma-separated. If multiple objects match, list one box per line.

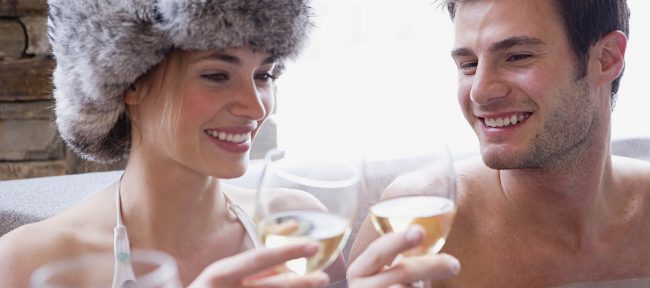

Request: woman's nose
left=229, top=80, right=268, bottom=121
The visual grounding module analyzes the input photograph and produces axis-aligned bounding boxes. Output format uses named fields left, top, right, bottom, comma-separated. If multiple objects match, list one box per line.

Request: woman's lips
left=205, top=129, right=252, bottom=153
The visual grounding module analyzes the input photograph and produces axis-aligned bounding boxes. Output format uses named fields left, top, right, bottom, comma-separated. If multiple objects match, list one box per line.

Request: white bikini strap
left=113, top=173, right=136, bottom=288
left=225, top=196, right=263, bottom=248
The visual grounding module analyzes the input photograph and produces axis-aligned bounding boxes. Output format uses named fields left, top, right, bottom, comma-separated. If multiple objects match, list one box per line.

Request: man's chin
left=480, top=146, right=525, bottom=170
left=481, top=154, right=511, bottom=170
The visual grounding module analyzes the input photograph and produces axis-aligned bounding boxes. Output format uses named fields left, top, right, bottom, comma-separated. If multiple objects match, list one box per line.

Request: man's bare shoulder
left=613, top=155, right=650, bottom=175
left=455, top=156, right=499, bottom=197
left=612, top=156, right=650, bottom=217
left=612, top=156, right=650, bottom=193
left=455, top=156, right=493, bottom=176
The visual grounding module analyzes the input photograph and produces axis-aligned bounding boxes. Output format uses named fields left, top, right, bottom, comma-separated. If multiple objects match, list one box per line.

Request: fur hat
left=47, top=0, right=312, bottom=163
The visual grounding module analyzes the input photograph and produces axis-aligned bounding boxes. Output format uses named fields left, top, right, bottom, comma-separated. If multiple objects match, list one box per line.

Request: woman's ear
left=590, top=30, right=627, bottom=87
left=123, top=84, right=140, bottom=105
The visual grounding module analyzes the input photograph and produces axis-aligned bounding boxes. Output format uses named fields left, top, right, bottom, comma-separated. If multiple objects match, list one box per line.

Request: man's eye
left=460, top=61, right=478, bottom=69
left=508, top=54, right=533, bottom=61
left=458, top=61, right=477, bottom=75
left=202, top=73, right=229, bottom=82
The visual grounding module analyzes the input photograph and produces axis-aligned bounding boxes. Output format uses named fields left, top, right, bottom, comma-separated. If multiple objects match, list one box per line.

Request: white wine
left=258, top=211, right=350, bottom=275
left=371, top=196, right=456, bottom=256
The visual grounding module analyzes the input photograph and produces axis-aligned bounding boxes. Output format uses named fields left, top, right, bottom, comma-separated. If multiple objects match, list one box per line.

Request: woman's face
left=128, top=47, right=277, bottom=178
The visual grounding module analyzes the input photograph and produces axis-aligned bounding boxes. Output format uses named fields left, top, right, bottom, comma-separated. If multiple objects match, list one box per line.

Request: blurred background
left=1, top=0, right=648, bottom=180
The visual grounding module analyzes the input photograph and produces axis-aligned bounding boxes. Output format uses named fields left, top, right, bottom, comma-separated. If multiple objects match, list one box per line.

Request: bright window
left=276, top=0, right=649, bottom=160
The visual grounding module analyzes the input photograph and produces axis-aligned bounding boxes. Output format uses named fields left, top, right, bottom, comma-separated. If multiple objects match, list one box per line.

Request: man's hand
left=347, top=226, right=460, bottom=288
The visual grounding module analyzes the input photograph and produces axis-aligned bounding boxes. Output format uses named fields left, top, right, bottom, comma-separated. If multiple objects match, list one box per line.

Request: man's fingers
left=347, top=226, right=425, bottom=278
left=351, top=253, right=460, bottom=288
left=200, top=242, right=319, bottom=286
left=245, top=272, right=330, bottom=288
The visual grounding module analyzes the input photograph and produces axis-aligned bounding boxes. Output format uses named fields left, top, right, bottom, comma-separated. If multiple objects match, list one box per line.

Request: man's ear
left=590, top=30, right=627, bottom=86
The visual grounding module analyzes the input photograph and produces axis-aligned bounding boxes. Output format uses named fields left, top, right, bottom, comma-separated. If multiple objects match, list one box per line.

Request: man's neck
left=497, top=139, right=615, bottom=251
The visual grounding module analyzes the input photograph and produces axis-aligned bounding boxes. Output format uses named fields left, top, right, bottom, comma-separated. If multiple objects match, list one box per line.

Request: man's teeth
left=484, top=114, right=529, bottom=128
left=206, top=130, right=250, bottom=143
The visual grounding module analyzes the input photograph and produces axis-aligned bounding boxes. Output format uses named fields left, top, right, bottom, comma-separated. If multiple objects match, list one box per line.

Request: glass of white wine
left=369, top=146, right=457, bottom=288
left=256, top=149, right=360, bottom=276
left=29, top=249, right=182, bottom=288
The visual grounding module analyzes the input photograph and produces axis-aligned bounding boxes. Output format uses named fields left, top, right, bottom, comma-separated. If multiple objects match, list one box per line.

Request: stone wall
left=0, top=1, right=275, bottom=180
left=0, top=0, right=124, bottom=180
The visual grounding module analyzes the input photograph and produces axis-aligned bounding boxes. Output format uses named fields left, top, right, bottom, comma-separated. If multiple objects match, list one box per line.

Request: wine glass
left=368, top=146, right=457, bottom=288
left=256, top=148, right=360, bottom=276
left=30, top=249, right=182, bottom=288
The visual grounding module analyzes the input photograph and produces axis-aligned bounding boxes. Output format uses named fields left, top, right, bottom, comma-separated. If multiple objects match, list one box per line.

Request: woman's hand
left=347, top=226, right=460, bottom=288
left=189, top=243, right=329, bottom=288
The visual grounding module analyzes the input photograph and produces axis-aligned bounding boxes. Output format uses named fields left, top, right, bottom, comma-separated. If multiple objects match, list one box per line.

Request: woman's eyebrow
left=205, top=53, right=242, bottom=65
left=201, top=53, right=277, bottom=66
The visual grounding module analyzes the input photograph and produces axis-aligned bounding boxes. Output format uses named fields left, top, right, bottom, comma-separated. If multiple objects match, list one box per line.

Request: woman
left=0, top=1, right=459, bottom=287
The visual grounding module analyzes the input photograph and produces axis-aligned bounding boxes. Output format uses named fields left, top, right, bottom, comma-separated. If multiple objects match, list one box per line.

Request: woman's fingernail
left=317, top=274, right=330, bottom=287
left=304, top=243, right=319, bottom=255
left=405, top=225, right=424, bottom=243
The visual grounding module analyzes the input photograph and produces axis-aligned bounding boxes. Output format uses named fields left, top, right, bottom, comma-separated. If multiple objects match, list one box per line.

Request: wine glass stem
left=412, top=280, right=426, bottom=288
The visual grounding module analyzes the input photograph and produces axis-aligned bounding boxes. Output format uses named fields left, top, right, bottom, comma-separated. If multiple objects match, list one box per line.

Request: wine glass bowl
left=371, top=195, right=456, bottom=257
left=29, top=249, right=182, bottom=288
left=256, top=149, right=360, bottom=276
left=369, top=146, right=457, bottom=265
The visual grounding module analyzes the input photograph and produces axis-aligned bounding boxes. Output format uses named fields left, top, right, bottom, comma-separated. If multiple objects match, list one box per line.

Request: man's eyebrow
left=451, top=36, right=545, bottom=58
left=490, top=36, right=545, bottom=52
left=451, top=47, right=473, bottom=58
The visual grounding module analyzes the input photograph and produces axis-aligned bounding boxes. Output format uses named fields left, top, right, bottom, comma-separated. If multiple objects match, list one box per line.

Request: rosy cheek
left=261, top=92, right=275, bottom=117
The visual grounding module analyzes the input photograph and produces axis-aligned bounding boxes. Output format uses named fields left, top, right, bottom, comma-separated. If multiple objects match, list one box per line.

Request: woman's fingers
left=191, top=242, right=319, bottom=287
left=347, top=226, right=425, bottom=278
left=245, top=272, right=329, bottom=288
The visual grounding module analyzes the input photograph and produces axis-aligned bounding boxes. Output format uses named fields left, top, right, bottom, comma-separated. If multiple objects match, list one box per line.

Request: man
left=350, top=0, right=650, bottom=286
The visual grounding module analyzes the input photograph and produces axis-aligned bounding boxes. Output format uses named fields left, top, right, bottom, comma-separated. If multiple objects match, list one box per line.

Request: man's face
left=451, top=0, right=597, bottom=169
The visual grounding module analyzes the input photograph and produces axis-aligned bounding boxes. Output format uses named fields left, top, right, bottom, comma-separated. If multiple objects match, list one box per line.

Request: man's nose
left=470, top=63, right=509, bottom=105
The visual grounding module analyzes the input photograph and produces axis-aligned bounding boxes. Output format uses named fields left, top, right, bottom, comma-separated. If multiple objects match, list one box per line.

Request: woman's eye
left=255, top=72, right=277, bottom=82
left=202, top=72, right=229, bottom=82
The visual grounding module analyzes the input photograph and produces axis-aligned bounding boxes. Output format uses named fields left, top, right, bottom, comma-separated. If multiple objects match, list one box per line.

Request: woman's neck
left=117, top=157, right=238, bottom=255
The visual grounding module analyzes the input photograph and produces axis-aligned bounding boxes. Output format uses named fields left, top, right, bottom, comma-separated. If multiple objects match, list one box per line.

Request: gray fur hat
left=48, top=0, right=312, bottom=163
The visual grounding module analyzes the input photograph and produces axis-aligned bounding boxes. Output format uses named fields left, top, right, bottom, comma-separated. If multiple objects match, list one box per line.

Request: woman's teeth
left=484, top=113, right=529, bottom=128
left=206, top=130, right=250, bottom=143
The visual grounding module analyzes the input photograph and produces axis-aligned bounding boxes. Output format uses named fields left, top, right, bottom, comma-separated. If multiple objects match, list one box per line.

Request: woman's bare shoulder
left=0, top=219, right=84, bottom=287
left=0, top=189, right=114, bottom=287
